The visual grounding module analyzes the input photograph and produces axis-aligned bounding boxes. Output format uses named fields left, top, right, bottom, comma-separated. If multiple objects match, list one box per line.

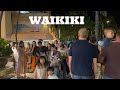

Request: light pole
left=95, top=11, right=99, bottom=45
left=106, top=20, right=110, bottom=23
left=0, top=11, right=3, bottom=38
left=15, top=11, right=20, bottom=48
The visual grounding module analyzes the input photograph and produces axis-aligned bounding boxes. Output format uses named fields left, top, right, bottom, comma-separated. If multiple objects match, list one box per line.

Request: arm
left=36, top=53, right=40, bottom=57
left=46, top=51, right=49, bottom=57
left=52, top=59, right=60, bottom=63
left=50, top=59, right=53, bottom=62
left=93, top=58, right=98, bottom=79
left=98, top=51, right=104, bottom=63
left=68, top=56, right=72, bottom=75
left=98, top=48, right=106, bottom=63
left=68, top=45, right=73, bottom=75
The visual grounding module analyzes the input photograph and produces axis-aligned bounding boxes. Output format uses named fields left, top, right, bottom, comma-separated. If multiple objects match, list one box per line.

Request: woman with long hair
left=16, top=41, right=27, bottom=78
left=34, top=56, right=48, bottom=79
left=31, top=41, right=40, bottom=72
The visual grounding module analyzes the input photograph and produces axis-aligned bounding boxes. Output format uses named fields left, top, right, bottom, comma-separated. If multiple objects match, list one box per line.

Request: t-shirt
left=58, top=48, right=67, bottom=56
left=32, top=46, right=40, bottom=56
left=101, top=42, right=120, bottom=78
left=69, top=40, right=98, bottom=76
left=102, top=38, right=112, bottom=47
left=50, top=56, right=60, bottom=67
left=48, top=74, right=59, bottom=79
left=102, top=38, right=112, bottom=63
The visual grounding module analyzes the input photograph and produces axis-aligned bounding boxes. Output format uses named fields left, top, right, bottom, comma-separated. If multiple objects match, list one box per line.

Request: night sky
left=52, top=11, right=120, bottom=26
left=108, top=11, right=120, bottom=26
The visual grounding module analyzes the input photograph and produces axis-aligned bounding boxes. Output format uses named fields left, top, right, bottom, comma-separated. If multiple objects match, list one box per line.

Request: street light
left=106, top=20, right=110, bottom=23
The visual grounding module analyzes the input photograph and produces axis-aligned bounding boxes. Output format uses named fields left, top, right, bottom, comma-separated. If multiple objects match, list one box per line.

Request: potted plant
left=0, top=38, right=13, bottom=68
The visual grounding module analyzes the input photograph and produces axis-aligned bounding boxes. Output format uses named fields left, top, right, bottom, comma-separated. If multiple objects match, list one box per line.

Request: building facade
left=1, top=11, right=59, bottom=46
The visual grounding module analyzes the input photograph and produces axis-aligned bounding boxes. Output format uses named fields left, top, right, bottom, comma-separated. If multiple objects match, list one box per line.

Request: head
left=38, top=41, right=42, bottom=47
left=51, top=44, right=56, bottom=51
left=104, top=27, right=115, bottom=39
left=89, top=36, right=96, bottom=44
left=53, top=51, right=60, bottom=57
left=115, top=30, right=120, bottom=42
left=38, top=39, right=43, bottom=42
left=78, top=27, right=88, bottom=40
left=32, top=41, right=36, bottom=46
left=40, top=56, right=46, bottom=65
left=47, top=43, right=51, bottom=48
left=47, top=67, right=54, bottom=76
left=12, top=42, right=15, bottom=47
left=55, top=40, right=58, bottom=44
left=37, top=56, right=47, bottom=66
left=19, top=41, right=24, bottom=48
left=60, top=44, right=65, bottom=50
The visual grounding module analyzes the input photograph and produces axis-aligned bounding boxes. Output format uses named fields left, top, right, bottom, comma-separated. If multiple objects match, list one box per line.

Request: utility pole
left=95, top=11, right=99, bottom=45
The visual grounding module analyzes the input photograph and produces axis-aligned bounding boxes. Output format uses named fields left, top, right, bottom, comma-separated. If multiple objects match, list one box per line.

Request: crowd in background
left=12, top=38, right=70, bottom=79
left=11, top=26, right=120, bottom=79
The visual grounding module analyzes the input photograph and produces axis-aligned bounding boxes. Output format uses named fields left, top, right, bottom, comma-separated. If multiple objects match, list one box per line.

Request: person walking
left=69, top=27, right=98, bottom=79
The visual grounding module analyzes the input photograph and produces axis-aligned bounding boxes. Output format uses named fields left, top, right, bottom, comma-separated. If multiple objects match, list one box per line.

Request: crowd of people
left=11, top=26, right=120, bottom=79
left=12, top=39, right=70, bottom=79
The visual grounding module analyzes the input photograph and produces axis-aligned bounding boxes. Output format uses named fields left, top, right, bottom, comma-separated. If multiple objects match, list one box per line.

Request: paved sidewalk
left=0, top=60, right=34, bottom=79
left=1, top=60, right=102, bottom=79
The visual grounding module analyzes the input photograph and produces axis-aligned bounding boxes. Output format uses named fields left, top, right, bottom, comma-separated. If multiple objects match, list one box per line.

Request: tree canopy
left=52, top=11, right=117, bottom=41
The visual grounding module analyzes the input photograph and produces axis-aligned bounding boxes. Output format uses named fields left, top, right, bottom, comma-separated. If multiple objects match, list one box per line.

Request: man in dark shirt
left=101, top=30, right=120, bottom=79
left=69, top=27, right=98, bottom=79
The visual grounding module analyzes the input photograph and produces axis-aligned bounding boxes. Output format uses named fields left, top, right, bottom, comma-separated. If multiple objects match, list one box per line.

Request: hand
left=69, top=72, right=72, bottom=77
left=95, top=76, right=98, bottom=79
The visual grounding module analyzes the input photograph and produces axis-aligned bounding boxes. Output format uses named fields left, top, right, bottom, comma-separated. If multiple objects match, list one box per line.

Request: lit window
left=20, top=11, right=29, bottom=14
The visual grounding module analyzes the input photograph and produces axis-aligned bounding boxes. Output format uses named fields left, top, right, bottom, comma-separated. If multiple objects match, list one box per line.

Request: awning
left=10, top=33, right=54, bottom=41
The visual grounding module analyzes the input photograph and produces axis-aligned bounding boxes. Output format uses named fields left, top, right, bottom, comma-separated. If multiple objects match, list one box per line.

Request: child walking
left=34, top=56, right=48, bottom=79
left=47, top=67, right=58, bottom=79
left=50, top=51, right=61, bottom=77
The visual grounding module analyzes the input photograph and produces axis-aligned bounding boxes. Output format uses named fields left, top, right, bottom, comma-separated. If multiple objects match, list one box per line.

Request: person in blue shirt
left=69, top=27, right=98, bottom=79
left=102, top=27, right=115, bottom=47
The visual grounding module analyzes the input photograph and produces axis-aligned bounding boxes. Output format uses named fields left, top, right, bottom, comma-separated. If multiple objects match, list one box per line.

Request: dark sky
left=52, top=11, right=120, bottom=26
left=108, top=11, right=120, bottom=26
